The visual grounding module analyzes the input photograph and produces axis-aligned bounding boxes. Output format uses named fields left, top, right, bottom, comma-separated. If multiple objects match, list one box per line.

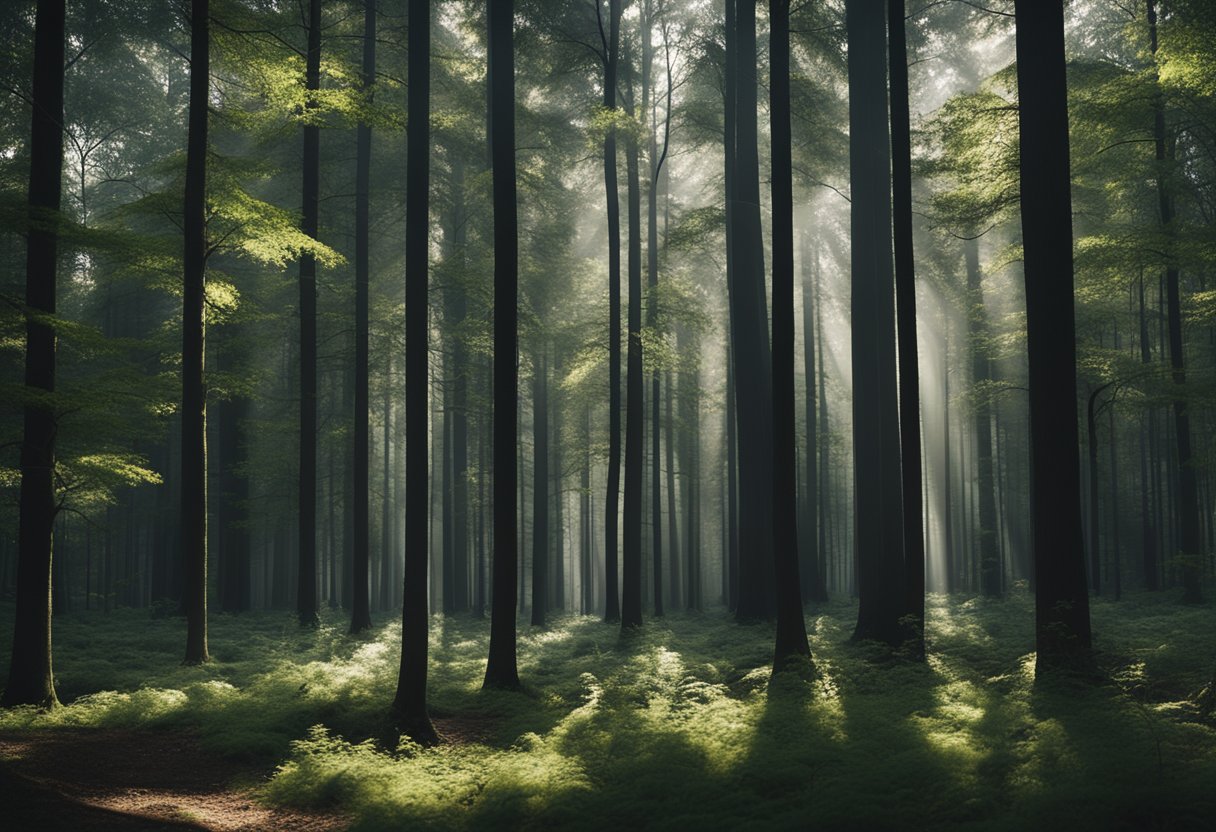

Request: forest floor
left=1, top=590, right=1215, bottom=831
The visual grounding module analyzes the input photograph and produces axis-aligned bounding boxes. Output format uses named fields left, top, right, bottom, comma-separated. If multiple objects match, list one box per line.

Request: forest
left=2, top=0, right=1215, bottom=828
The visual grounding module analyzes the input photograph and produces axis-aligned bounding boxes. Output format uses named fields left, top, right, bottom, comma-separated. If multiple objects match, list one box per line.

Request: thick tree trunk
left=350, top=0, right=376, bottom=634
left=888, top=0, right=925, bottom=643
left=1014, top=0, right=1094, bottom=672
left=484, top=0, right=521, bottom=690
left=181, top=0, right=210, bottom=665
left=297, top=0, right=321, bottom=628
left=394, top=0, right=437, bottom=740
left=5, top=0, right=66, bottom=708
left=769, top=0, right=809, bottom=668
left=730, top=0, right=776, bottom=622
left=847, top=0, right=905, bottom=647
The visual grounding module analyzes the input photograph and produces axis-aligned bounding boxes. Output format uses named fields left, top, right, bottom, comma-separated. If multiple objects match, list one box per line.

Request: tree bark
left=847, top=0, right=905, bottom=647
left=769, top=0, right=810, bottom=668
left=484, top=0, right=521, bottom=690
left=394, top=0, right=437, bottom=740
left=4, top=0, right=65, bottom=708
left=602, top=0, right=623, bottom=623
left=1014, top=0, right=1094, bottom=672
left=622, top=52, right=645, bottom=631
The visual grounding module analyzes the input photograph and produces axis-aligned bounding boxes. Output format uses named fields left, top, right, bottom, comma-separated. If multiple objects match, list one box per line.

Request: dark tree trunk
left=483, top=0, right=521, bottom=690
left=847, top=0, right=905, bottom=647
left=181, top=0, right=210, bottom=665
left=394, top=0, right=436, bottom=740
left=1014, top=0, right=1094, bottom=672
left=622, top=60, right=645, bottom=631
left=800, top=230, right=826, bottom=604
left=531, top=351, right=549, bottom=626
left=350, top=0, right=375, bottom=635
left=380, top=364, right=393, bottom=611
left=888, top=0, right=925, bottom=644
left=450, top=160, right=470, bottom=614
left=730, top=0, right=776, bottom=622
left=297, top=0, right=321, bottom=628
left=769, top=0, right=809, bottom=668
left=965, top=239, right=1000, bottom=598
left=1137, top=274, right=1159, bottom=589
left=5, top=0, right=65, bottom=708
left=666, top=370, right=681, bottom=609
left=552, top=358, right=565, bottom=611
left=603, top=0, right=623, bottom=623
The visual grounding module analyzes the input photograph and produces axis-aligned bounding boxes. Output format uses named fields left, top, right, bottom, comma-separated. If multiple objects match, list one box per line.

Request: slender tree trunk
left=666, top=370, right=681, bottom=609
left=5, top=0, right=65, bottom=708
left=645, top=0, right=664, bottom=618
left=769, top=0, right=809, bottom=668
left=889, top=0, right=925, bottom=644
left=380, top=360, right=393, bottom=611
left=297, top=0, right=322, bottom=628
left=531, top=351, right=549, bottom=626
left=350, top=0, right=376, bottom=634
left=1014, top=0, right=1094, bottom=672
left=603, top=0, right=623, bottom=623
left=847, top=0, right=905, bottom=647
left=180, top=0, right=210, bottom=665
left=723, top=0, right=739, bottom=614
left=622, top=54, right=645, bottom=631
left=965, top=239, right=1000, bottom=598
left=394, top=0, right=436, bottom=740
left=484, top=0, right=521, bottom=690
left=800, top=230, right=826, bottom=604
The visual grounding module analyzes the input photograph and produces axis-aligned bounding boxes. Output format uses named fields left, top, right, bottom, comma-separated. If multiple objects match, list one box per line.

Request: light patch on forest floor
left=0, top=728, right=347, bottom=831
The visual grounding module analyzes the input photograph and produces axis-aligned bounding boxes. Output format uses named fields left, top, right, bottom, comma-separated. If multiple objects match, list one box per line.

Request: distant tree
left=847, top=0, right=905, bottom=648
left=3, top=0, right=65, bottom=709
left=182, top=0, right=210, bottom=665
left=483, top=0, right=522, bottom=691
left=350, top=0, right=375, bottom=635
left=1013, top=0, right=1093, bottom=672
left=394, top=0, right=437, bottom=741
left=769, top=0, right=809, bottom=669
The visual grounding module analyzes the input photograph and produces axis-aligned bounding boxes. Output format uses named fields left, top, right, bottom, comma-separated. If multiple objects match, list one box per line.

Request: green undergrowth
left=2, top=590, right=1215, bottom=830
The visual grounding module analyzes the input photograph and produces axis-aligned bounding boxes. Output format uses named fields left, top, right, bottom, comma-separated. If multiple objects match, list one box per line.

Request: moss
left=1, top=591, right=1214, bottom=829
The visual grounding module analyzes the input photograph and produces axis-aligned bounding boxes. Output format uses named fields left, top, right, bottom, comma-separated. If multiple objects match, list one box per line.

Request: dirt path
left=0, top=729, right=348, bottom=831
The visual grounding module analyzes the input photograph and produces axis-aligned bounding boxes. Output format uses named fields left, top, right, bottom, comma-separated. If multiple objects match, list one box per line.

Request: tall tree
left=297, top=0, right=322, bottom=628
left=394, top=0, right=436, bottom=741
left=483, top=0, right=522, bottom=691
left=730, top=0, right=775, bottom=622
left=621, top=39, right=644, bottom=631
left=799, top=230, right=826, bottom=604
left=888, top=0, right=925, bottom=644
left=769, top=0, right=809, bottom=668
left=1013, top=0, right=1093, bottom=672
left=182, top=0, right=210, bottom=664
left=1148, top=0, right=1202, bottom=604
left=965, top=239, right=1000, bottom=598
left=644, top=0, right=663, bottom=618
left=350, top=0, right=376, bottom=635
left=3, top=0, right=66, bottom=709
left=601, top=0, right=623, bottom=623
left=847, top=0, right=905, bottom=647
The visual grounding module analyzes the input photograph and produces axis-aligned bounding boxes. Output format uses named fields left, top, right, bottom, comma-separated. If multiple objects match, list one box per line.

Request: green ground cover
left=2, top=591, right=1214, bottom=830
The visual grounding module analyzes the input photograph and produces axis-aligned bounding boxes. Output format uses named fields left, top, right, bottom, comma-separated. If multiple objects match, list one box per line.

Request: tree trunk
left=394, top=0, right=436, bottom=740
left=965, top=239, right=1000, bottom=598
left=730, top=0, right=776, bottom=622
left=180, top=0, right=210, bottom=665
left=483, top=0, right=521, bottom=690
left=644, top=0, right=664, bottom=618
left=350, top=0, right=376, bottom=634
left=622, top=55, right=645, bottom=631
left=769, top=0, right=809, bottom=668
left=603, top=0, right=623, bottom=623
left=723, top=0, right=739, bottom=614
left=531, top=351, right=549, bottom=626
left=1014, top=0, right=1094, bottom=672
left=297, top=0, right=322, bottom=628
left=847, top=0, right=905, bottom=647
left=889, top=0, right=925, bottom=644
